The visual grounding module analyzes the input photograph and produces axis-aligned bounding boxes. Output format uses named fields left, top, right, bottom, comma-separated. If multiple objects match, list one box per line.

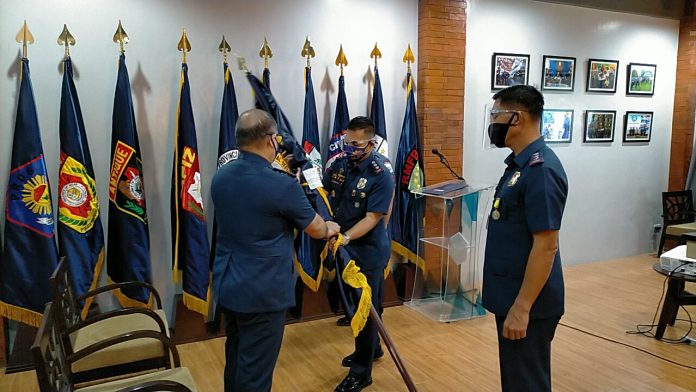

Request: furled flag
left=391, top=72, right=425, bottom=269
left=57, top=57, right=105, bottom=318
left=0, top=58, right=59, bottom=327
left=326, top=75, right=350, bottom=170
left=295, top=65, right=325, bottom=291
left=107, top=53, right=153, bottom=308
left=210, top=61, right=239, bottom=273
left=371, top=65, right=389, bottom=158
left=171, top=62, right=211, bottom=318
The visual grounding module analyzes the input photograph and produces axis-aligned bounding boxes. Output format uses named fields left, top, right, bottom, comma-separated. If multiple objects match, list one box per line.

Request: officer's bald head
left=236, top=109, right=277, bottom=149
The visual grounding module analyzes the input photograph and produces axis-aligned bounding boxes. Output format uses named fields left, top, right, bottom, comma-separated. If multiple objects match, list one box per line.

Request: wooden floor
left=2, top=254, right=695, bottom=391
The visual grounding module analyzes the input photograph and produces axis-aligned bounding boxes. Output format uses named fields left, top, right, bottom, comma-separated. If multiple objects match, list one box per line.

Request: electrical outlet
left=653, top=224, right=662, bottom=234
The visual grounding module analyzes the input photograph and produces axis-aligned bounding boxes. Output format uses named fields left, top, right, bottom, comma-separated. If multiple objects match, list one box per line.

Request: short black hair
left=346, top=116, right=375, bottom=137
left=492, top=85, right=544, bottom=120
left=236, top=109, right=277, bottom=148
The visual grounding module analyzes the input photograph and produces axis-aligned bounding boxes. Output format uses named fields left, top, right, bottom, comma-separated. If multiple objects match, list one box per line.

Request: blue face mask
left=340, top=137, right=373, bottom=161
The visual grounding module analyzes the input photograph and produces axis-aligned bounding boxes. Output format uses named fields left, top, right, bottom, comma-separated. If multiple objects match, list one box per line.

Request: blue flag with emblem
left=171, top=62, right=211, bottom=318
left=296, top=66, right=326, bottom=291
left=326, top=75, right=350, bottom=170
left=210, top=62, right=239, bottom=273
left=0, top=58, right=59, bottom=327
left=371, top=65, right=389, bottom=158
left=245, top=70, right=334, bottom=290
left=57, top=57, right=105, bottom=319
left=391, top=73, right=425, bottom=269
left=107, top=53, right=153, bottom=308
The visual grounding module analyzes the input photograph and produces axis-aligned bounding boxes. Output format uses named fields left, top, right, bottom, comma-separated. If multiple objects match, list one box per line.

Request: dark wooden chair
left=658, top=190, right=696, bottom=256
left=31, top=302, right=197, bottom=392
left=50, top=259, right=172, bottom=383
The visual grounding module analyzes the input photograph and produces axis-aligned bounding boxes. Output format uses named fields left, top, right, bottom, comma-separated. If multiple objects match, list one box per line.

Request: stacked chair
left=31, top=258, right=199, bottom=391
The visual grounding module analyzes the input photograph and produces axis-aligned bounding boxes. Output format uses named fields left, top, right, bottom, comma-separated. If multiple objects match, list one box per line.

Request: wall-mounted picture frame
left=586, top=59, right=619, bottom=93
left=541, top=109, right=573, bottom=143
left=541, top=56, right=576, bottom=91
left=623, top=111, right=653, bottom=142
left=626, top=63, right=656, bottom=96
left=584, top=110, right=616, bottom=142
left=491, top=52, right=529, bottom=90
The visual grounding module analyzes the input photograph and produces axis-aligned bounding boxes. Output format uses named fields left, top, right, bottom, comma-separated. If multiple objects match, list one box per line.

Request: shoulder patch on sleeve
left=529, top=152, right=545, bottom=167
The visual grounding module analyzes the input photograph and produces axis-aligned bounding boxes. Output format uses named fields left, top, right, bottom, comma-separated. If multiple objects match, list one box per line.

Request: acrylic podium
left=404, top=180, right=494, bottom=322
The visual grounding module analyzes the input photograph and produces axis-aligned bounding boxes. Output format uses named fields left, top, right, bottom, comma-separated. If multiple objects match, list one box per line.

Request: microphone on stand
left=432, top=148, right=466, bottom=182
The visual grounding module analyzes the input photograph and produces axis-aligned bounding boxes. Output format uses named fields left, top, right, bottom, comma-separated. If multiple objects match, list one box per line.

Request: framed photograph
left=541, top=56, right=576, bottom=91
left=541, top=109, right=574, bottom=143
left=626, top=63, right=656, bottom=95
left=491, top=52, right=529, bottom=90
left=586, top=59, right=619, bottom=93
left=584, top=110, right=616, bottom=142
left=623, top=111, right=653, bottom=142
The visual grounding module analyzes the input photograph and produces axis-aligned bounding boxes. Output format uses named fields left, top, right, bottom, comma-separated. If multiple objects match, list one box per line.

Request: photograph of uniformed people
left=211, top=109, right=341, bottom=392
left=324, top=116, right=395, bottom=392
left=485, top=85, right=569, bottom=392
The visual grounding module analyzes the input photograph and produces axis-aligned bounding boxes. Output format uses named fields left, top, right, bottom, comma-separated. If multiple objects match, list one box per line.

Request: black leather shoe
left=334, top=374, right=372, bottom=392
left=341, top=346, right=384, bottom=367
left=336, top=316, right=351, bottom=326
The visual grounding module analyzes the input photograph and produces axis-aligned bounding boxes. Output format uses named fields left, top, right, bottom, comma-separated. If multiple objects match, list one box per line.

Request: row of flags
left=0, top=52, right=425, bottom=327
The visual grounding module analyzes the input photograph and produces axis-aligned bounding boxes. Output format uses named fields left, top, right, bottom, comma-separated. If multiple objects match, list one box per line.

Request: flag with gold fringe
left=57, top=57, right=105, bottom=319
left=107, top=53, right=153, bottom=308
left=0, top=58, right=59, bottom=327
left=391, top=72, right=425, bottom=270
left=171, top=62, right=211, bottom=318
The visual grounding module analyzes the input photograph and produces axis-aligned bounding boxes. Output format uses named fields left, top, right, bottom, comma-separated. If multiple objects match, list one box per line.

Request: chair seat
left=71, top=309, right=169, bottom=373
left=665, top=222, right=696, bottom=236
left=76, top=367, right=197, bottom=392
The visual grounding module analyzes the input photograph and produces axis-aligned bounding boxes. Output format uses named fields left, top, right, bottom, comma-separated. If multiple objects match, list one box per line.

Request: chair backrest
left=31, top=302, right=75, bottom=392
left=662, top=190, right=695, bottom=225
left=49, top=258, right=82, bottom=355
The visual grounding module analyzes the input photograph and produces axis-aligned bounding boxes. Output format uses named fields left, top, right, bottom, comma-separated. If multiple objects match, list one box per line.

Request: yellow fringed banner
left=81, top=247, right=105, bottom=320
left=0, top=301, right=43, bottom=328
left=107, top=277, right=155, bottom=309
left=341, top=259, right=372, bottom=337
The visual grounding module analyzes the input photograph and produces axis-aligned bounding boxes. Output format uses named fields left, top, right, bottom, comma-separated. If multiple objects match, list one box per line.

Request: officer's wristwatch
left=342, top=233, right=351, bottom=246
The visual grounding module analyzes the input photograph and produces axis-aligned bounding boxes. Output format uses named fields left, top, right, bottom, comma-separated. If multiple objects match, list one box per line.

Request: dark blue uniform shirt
left=324, top=152, right=394, bottom=272
left=483, top=137, right=568, bottom=320
left=211, top=152, right=316, bottom=313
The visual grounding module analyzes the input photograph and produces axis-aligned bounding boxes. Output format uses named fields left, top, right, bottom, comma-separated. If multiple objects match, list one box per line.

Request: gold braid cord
left=333, top=234, right=372, bottom=337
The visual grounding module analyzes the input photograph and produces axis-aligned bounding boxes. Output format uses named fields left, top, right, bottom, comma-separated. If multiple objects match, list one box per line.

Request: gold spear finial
left=335, top=44, right=348, bottom=76
left=219, top=35, right=231, bottom=64
left=370, top=42, right=382, bottom=69
left=259, top=37, right=273, bottom=70
left=403, top=44, right=415, bottom=73
left=113, top=20, right=129, bottom=54
left=57, top=24, right=75, bottom=58
left=16, top=20, right=35, bottom=59
left=177, top=28, right=191, bottom=64
left=301, top=36, right=315, bottom=69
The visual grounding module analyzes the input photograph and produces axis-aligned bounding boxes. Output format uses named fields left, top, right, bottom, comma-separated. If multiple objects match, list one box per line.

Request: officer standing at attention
left=484, top=85, right=568, bottom=392
left=211, top=109, right=340, bottom=392
left=325, top=116, right=394, bottom=392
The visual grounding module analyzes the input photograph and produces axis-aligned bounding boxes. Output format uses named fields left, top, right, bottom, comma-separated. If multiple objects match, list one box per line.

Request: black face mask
left=487, top=113, right=518, bottom=148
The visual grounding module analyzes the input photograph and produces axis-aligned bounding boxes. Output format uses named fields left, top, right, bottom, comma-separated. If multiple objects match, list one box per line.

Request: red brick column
left=669, top=3, right=696, bottom=190
left=418, top=0, right=467, bottom=186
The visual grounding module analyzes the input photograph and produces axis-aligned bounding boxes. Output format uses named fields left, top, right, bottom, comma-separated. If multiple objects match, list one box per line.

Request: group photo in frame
left=623, top=111, right=653, bottom=142
left=541, top=55, right=576, bottom=91
left=491, top=52, right=529, bottom=90
left=584, top=110, right=616, bottom=142
left=586, top=59, right=619, bottom=93
left=626, top=63, right=656, bottom=95
left=541, top=109, right=574, bottom=143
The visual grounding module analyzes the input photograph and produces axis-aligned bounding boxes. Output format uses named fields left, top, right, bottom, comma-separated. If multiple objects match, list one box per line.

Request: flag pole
left=259, top=37, right=272, bottom=70
left=219, top=35, right=231, bottom=64
left=370, top=42, right=381, bottom=70
left=301, top=36, right=315, bottom=70
left=335, top=44, right=347, bottom=77
left=113, top=20, right=129, bottom=54
left=16, top=20, right=34, bottom=59
left=403, top=44, right=415, bottom=75
left=57, top=24, right=75, bottom=59
left=177, top=28, right=190, bottom=64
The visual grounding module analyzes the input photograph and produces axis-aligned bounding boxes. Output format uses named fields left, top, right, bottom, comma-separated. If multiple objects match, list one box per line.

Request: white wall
left=464, top=0, right=679, bottom=264
left=0, top=0, right=418, bottom=321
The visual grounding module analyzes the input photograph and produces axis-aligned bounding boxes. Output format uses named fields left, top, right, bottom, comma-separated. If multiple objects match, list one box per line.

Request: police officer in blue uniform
left=484, top=85, right=568, bottom=392
left=325, top=116, right=394, bottom=392
left=211, top=109, right=340, bottom=392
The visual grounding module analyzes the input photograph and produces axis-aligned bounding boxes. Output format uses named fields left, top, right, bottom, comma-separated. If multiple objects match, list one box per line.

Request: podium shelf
left=420, top=236, right=473, bottom=251
left=404, top=293, right=485, bottom=322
